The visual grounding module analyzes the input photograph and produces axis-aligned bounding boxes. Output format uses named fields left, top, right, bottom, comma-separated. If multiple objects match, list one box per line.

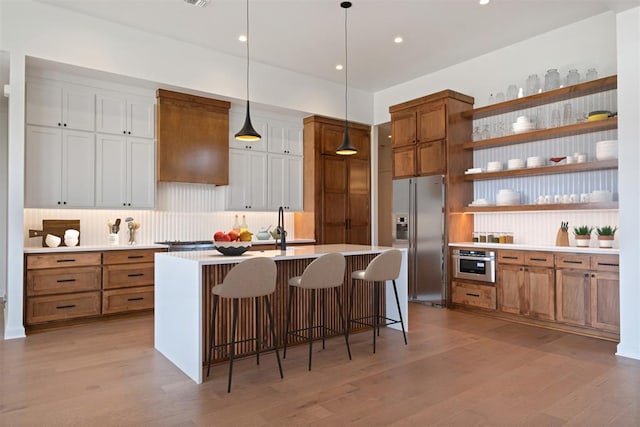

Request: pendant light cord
left=344, top=3, right=348, bottom=127
left=246, top=0, right=250, bottom=103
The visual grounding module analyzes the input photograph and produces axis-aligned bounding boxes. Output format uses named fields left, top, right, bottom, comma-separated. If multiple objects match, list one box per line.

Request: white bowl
left=487, top=161, right=503, bottom=171
left=64, top=229, right=79, bottom=238
left=45, top=234, right=61, bottom=248
left=596, top=140, right=618, bottom=161
left=64, top=237, right=79, bottom=247
left=507, top=159, right=525, bottom=170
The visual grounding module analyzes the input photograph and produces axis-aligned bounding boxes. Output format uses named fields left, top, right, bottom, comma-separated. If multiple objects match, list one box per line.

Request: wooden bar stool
left=348, top=249, right=407, bottom=353
left=283, top=253, right=351, bottom=370
left=206, top=257, right=283, bottom=392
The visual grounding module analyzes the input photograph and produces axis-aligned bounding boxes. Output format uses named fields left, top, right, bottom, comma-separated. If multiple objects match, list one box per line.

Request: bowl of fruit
left=213, top=230, right=253, bottom=256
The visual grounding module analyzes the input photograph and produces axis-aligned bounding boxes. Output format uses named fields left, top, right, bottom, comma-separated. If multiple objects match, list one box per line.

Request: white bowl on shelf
left=595, top=140, right=618, bottom=161
left=487, top=161, right=503, bottom=172
left=507, top=158, right=525, bottom=170
left=526, top=156, right=545, bottom=168
left=45, top=234, right=61, bottom=248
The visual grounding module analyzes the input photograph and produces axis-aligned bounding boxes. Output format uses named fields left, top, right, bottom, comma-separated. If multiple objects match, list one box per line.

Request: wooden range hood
left=156, top=89, right=231, bottom=185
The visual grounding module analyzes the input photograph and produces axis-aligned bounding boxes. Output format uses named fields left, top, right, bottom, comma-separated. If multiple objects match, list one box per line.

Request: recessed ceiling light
left=394, top=36, right=403, bottom=44
left=479, top=0, right=490, bottom=5
left=184, top=0, right=209, bottom=7
left=336, top=64, right=344, bottom=71
left=238, top=34, right=247, bottom=42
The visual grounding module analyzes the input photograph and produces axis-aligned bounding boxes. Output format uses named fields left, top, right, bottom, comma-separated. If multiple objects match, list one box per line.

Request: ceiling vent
left=184, top=0, right=209, bottom=7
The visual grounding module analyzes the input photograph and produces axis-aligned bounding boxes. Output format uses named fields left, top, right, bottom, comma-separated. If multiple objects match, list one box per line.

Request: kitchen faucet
left=276, top=206, right=287, bottom=250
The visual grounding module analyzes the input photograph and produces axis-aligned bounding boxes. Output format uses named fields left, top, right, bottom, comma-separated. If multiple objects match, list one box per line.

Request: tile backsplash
left=24, top=182, right=297, bottom=246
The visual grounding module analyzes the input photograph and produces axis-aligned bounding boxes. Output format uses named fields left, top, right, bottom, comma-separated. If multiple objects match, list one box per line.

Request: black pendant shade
left=336, top=1, right=356, bottom=155
left=235, top=100, right=261, bottom=141
left=235, top=0, right=261, bottom=141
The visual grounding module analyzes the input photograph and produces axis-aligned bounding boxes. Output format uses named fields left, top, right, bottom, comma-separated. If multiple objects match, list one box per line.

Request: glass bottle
left=566, top=69, right=580, bottom=86
left=488, top=93, right=495, bottom=105
left=586, top=68, right=598, bottom=81
left=481, top=124, right=491, bottom=140
left=240, top=215, right=248, bottom=233
left=544, top=68, right=560, bottom=91
left=232, top=214, right=241, bottom=233
left=526, top=74, right=540, bottom=96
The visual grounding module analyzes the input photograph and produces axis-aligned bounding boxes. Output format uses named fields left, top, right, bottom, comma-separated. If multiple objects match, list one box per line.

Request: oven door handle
left=453, top=255, right=495, bottom=262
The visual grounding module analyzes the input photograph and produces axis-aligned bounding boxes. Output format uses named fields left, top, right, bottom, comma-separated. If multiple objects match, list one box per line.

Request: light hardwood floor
left=1, top=304, right=639, bottom=426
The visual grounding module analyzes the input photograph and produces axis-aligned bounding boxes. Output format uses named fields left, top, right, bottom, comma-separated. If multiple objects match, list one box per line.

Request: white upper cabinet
left=267, top=120, right=303, bottom=156
left=228, top=111, right=268, bottom=151
left=25, top=126, right=95, bottom=208
left=26, top=80, right=95, bottom=132
left=226, top=149, right=268, bottom=211
left=95, top=134, right=155, bottom=209
left=267, top=154, right=303, bottom=211
left=96, top=91, right=155, bottom=138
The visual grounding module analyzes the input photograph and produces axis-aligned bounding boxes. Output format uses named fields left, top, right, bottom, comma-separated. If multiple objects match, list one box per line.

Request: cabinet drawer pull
left=127, top=255, right=145, bottom=259
left=56, top=259, right=76, bottom=263
left=562, top=260, right=583, bottom=264
left=56, top=304, right=76, bottom=309
left=530, top=258, right=547, bottom=262
left=465, top=293, right=480, bottom=297
left=56, top=279, right=77, bottom=283
left=127, top=297, right=144, bottom=301
left=502, top=256, right=518, bottom=259
left=127, top=273, right=145, bottom=277
left=597, top=262, right=619, bottom=267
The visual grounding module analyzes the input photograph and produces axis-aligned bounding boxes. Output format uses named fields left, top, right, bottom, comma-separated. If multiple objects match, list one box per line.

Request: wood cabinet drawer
left=27, top=266, right=101, bottom=296
left=103, top=287, right=154, bottom=314
left=452, top=281, right=496, bottom=310
left=590, top=255, right=619, bottom=272
left=525, top=251, right=554, bottom=267
left=26, top=292, right=101, bottom=324
left=26, top=252, right=101, bottom=269
left=497, top=250, right=524, bottom=265
left=103, top=263, right=154, bottom=289
left=103, top=249, right=160, bottom=265
left=555, top=254, right=590, bottom=269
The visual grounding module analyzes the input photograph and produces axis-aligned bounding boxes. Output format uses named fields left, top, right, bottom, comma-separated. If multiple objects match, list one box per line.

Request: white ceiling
left=37, top=0, right=638, bottom=92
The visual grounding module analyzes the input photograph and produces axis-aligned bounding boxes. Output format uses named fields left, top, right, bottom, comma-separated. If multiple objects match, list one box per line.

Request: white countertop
left=248, top=238, right=316, bottom=246
left=156, top=244, right=399, bottom=266
left=24, top=243, right=169, bottom=253
left=449, top=242, right=619, bottom=255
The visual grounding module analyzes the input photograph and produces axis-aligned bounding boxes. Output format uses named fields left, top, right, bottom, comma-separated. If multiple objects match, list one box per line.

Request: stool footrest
left=286, top=324, right=344, bottom=340
left=350, top=315, right=402, bottom=329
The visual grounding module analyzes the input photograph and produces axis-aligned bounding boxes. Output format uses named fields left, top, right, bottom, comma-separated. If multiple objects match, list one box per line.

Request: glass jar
left=472, top=232, right=480, bottom=243
left=472, top=126, right=480, bottom=141
left=586, top=68, right=598, bottom=81
left=544, top=68, right=560, bottom=91
left=481, top=124, right=491, bottom=140
left=505, top=232, right=514, bottom=244
left=566, top=69, right=580, bottom=86
left=479, top=232, right=487, bottom=243
left=526, top=74, right=540, bottom=96
left=498, top=233, right=507, bottom=244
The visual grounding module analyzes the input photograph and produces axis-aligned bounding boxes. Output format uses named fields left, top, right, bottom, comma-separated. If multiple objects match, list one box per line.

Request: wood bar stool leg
left=227, top=299, right=239, bottom=393
left=283, top=286, right=294, bottom=359
left=255, top=297, right=261, bottom=365
left=264, top=295, right=284, bottom=379
left=334, top=287, right=352, bottom=360
left=308, top=288, right=316, bottom=371
left=392, top=279, right=407, bottom=345
left=206, top=294, right=219, bottom=377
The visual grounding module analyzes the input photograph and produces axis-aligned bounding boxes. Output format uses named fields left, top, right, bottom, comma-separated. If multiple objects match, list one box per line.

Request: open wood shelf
left=460, top=202, right=618, bottom=213
left=464, top=159, right=618, bottom=181
left=465, top=75, right=617, bottom=120
left=462, top=118, right=617, bottom=150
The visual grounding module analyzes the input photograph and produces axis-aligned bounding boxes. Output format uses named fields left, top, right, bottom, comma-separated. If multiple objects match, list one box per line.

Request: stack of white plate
left=596, top=140, right=618, bottom=161
left=526, top=156, right=545, bottom=168
left=590, top=190, right=613, bottom=203
left=507, top=158, right=525, bottom=170
left=469, top=198, right=491, bottom=207
left=496, top=189, right=520, bottom=206
left=487, top=161, right=503, bottom=172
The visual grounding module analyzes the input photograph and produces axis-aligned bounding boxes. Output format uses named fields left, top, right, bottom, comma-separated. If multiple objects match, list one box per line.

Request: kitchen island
left=154, top=244, right=408, bottom=384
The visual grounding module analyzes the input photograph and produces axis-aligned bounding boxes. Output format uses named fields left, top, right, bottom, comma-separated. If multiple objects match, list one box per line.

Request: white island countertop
left=155, top=244, right=408, bottom=384
left=24, top=243, right=169, bottom=253
left=449, top=242, right=619, bottom=255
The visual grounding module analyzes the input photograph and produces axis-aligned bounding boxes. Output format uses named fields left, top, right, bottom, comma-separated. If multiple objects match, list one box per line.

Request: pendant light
left=336, top=1, right=357, bottom=155
left=235, top=0, right=261, bottom=141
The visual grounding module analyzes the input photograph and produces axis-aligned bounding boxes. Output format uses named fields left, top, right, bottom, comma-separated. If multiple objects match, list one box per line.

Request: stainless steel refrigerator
left=392, top=175, right=445, bottom=306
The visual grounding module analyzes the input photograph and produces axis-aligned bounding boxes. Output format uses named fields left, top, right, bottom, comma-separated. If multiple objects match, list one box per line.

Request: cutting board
left=33, top=220, right=81, bottom=247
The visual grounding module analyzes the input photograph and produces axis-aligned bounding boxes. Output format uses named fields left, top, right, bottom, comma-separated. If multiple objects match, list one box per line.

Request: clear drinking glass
left=506, top=84, right=518, bottom=100
left=550, top=108, right=561, bottom=127
left=544, top=68, right=560, bottom=91
left=488, top=93, right=495, bottom=105
left=472, top=126, right=481, bottom=141
left=562, top=103, right=573, bottom=125
left=481, top=124, right=491, bottom=140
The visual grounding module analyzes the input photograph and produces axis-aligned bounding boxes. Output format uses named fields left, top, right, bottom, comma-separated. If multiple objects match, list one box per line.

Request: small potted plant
left=573, top=225, right=593, bottom=247
left=596, top=226, right=617, bottom=248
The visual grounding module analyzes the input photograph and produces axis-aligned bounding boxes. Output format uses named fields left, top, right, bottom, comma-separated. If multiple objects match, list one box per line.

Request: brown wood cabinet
left=156, top=89, right=230, bottom=185
left=555, top=253, right=619, bottom=333
left=24, top=248, right=165, bottom=330
left=301, top=115, right=371, bottom=245
left=497, top=250, right=555, bottom=321
left=451, top=280, right=496, bottom=310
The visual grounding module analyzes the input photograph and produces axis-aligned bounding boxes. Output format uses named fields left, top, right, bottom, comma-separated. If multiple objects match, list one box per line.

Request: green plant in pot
left=596, top=226, right=617, bottom=248
left=573, top=225, right=593, bottom=247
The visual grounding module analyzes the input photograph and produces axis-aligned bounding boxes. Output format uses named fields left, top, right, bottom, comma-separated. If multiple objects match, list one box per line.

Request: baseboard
left=616, top=343, right=640, bottom=360
left=4, top=326, right=26, bottom=340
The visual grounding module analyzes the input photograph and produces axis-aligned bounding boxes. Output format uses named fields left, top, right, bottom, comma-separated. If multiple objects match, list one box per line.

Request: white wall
left=616, top=7, right=640, bottom=360
left=0, top=51, right=8, bottom=300
left=373, top=12, right=617, bottom=124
